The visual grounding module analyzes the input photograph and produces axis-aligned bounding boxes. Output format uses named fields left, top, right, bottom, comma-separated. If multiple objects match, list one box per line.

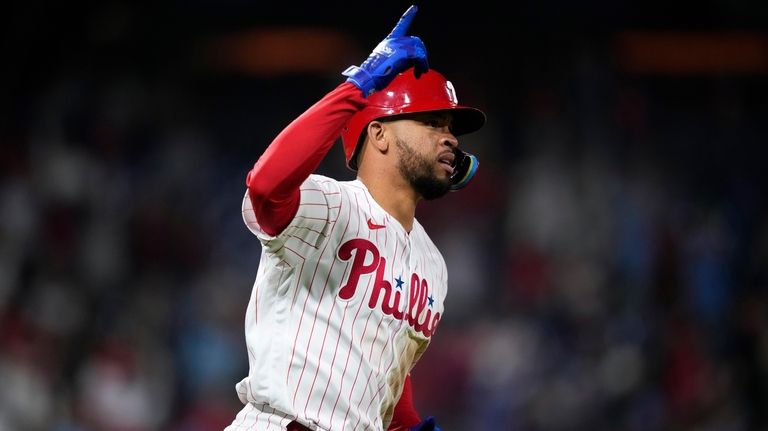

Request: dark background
left=2, top=1, right=767, bottom=430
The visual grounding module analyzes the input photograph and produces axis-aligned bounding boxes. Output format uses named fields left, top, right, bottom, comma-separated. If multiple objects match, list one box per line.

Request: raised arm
left=245, top=83, right=364, bottom=236
left=246, top=4, right=429, bottom=236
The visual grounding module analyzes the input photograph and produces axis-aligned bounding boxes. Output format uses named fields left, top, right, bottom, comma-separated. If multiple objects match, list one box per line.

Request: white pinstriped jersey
left=228, top=174, right=447, bottom=431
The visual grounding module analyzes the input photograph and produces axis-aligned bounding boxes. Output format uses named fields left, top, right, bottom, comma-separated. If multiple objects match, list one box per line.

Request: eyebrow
left=413, top=112, right=452, bottom=124
left=381, top=112, right=453, bottom=127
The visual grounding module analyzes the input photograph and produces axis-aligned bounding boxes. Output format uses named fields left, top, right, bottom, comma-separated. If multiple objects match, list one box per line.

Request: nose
left=441, top=134, right=458, bottom=149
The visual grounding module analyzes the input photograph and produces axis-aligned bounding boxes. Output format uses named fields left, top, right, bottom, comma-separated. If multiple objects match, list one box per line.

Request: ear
left=366, top=120, right=390, bottom=153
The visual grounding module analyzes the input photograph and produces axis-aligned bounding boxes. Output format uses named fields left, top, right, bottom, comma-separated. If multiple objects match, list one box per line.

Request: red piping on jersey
left=245, top=82, right=366, bottom=236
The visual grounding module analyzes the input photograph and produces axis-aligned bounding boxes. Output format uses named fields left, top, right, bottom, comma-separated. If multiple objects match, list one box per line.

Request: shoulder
left=305, top=174, right=368, bottom=199
left=305, top=174, right=351, bottom=191
left=304, top=173, right=336, bottom=190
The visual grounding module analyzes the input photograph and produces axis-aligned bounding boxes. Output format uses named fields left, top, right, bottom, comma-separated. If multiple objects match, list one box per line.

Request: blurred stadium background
left=1, top=1, right=767, bottom=430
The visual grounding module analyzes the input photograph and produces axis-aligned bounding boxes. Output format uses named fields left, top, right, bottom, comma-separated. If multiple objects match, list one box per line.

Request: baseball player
left=226, top=5, right=485, bottom=430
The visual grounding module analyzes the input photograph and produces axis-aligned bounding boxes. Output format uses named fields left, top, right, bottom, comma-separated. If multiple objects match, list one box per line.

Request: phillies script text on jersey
left=337, top=238, right=440, bottom=337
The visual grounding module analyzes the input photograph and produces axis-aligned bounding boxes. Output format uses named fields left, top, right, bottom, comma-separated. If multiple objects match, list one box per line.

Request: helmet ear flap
left=449, top=150, right=479, bottom=191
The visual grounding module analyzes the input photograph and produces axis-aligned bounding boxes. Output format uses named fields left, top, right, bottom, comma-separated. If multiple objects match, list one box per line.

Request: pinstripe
left=287, top=245, right=307, bottom=308
left=340, top=298, right=390, bottom=427
left=327, top=272, right=375, bottom=430
left=351, top=314, right=400, bottom=430
left=318, top=195, right=394, bottom=423
left=296, top=190, right=354, bottom=413
left=289, top=185, right=349, bottom=404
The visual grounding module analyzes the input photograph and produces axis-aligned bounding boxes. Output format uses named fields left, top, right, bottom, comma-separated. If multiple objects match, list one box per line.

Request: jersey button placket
left=402, top=234, right=413, bottom=326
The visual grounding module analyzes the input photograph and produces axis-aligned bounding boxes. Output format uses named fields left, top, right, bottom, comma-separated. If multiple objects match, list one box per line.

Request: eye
left=423, top=117, right=446, bottom=128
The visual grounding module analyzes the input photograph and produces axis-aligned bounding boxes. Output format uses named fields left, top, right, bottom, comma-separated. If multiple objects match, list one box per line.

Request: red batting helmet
left=341, top=67, right=486, bottom=170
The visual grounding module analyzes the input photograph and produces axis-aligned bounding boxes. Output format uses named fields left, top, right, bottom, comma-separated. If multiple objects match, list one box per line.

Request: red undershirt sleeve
left=245, top=82, right=366, bottom=236
left=387, top=374, right=421, bottom=431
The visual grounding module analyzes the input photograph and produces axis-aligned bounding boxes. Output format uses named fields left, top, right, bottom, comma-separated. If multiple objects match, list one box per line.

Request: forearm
left=387, top=374, right=421, bottom=431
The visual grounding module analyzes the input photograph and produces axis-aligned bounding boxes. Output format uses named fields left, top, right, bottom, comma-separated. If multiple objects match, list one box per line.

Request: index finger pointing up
left=388, top=5, right=418, bottom=37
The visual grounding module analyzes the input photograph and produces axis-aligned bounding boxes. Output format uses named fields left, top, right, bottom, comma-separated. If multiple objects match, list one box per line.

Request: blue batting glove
left=410, top=416, right=441, bottom=431
left=342, top=5, right=429, bottom=97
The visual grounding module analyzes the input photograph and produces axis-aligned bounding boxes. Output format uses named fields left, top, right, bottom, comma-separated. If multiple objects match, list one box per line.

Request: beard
left=395, top=138, right=451, bottom=200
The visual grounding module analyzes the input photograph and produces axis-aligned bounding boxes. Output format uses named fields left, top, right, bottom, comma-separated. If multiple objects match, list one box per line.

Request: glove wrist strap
left=342, top=66, right=376, bottom=97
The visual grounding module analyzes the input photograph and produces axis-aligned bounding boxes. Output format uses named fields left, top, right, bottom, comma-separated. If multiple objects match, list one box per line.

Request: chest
left=329, top=222, right=445, bottom=338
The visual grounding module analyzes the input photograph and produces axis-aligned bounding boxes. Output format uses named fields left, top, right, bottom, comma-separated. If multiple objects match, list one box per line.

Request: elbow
left=245, top=168, right=270, bottom=211
left=245, top=166, right=300, bottom=237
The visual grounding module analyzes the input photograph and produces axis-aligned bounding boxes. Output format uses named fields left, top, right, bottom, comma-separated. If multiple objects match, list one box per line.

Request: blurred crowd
left=1, top=2, right=767, bottom=431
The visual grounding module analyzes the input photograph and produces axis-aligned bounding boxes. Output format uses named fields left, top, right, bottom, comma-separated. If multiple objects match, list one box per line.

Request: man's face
left=391, top=112, right=458, bottom=200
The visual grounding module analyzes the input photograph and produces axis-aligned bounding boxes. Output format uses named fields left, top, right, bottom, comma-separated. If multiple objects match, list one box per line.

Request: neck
left=357, top=171, right=419, bottom=232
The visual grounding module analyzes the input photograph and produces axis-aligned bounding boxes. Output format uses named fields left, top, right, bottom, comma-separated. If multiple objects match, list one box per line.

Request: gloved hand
left=410, top=416, right=442, bottom=431
left=342, top=5, right=429, bottom=97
